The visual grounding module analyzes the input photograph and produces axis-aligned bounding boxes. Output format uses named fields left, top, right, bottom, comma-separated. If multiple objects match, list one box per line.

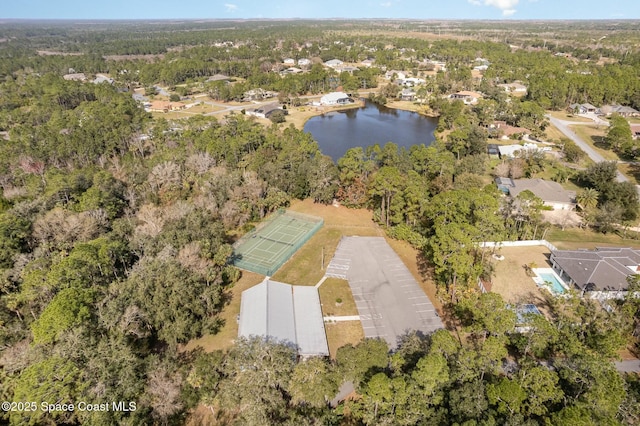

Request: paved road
left=546, top=115, right=628, bottom=183
left=615, top=360, right=640, bottom=373
left=326, top=236, right=442, bottom=348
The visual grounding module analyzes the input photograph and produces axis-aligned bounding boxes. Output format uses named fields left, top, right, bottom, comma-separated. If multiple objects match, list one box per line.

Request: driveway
left=325, top=236, right=443, bottom=348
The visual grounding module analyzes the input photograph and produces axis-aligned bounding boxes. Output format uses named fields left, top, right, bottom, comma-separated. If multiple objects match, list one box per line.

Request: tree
left=216, top=337, right=296, bottom=425
left=336, top=339, right=389, bottom=386
left=561, top=138, right=586, bottom=163
left=269, top=110, right=287, bottom=123
left=288, top=357, right=339, bottom=409
left=576, top=188, right=599, bottom=211
left=605, top=114, right=634, bottom=154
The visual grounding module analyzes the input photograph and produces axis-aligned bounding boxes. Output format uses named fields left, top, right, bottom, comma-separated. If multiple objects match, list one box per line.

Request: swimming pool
left=537, top=273, right=567, bottom=294
left=531, top=268, right=569, bottom=295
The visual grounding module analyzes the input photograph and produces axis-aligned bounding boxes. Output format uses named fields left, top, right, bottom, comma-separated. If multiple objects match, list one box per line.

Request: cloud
left=380, top=1, right=392, bottom=7
left=224, top=3, right=238, bottom=12
left=468, top=0, right=520, bottom=16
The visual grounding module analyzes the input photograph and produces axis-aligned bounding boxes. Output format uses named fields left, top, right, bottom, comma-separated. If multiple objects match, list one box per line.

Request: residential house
left=498, top=82, right=528, bottom=94
left=400, top=77, right=425, bottom=87
left=335, top=65, right=359, bottom=74
left=495, top=177, right=576, bottom=210
left=400, top=88, right=416, bottom=101
left=385, top=70, right=407, bottom=80
left=63, top=72, right=86, bottom=81
left=550, top=247, right=640, bottom=299
left=324, top=59, right=344, bottom=69
left=496, top=143, right=545, bottom=158
left=600, top=104, right=640, bottom=118
left=361, top=59, right=375, bottom=67
left=631, top=125, right=640, bottom=140
left=297, top=58, right=312, bottom=66
left=319, top=92, right=353, bottom=106
left=146, top=101, right=186, bottom=113
left=242, top=88, right=277, bottom=102
left=238, top=279, right=329, bottom=357
left=283, top=58, right=295, bottom=65
left=206, top=74, right=231, bottom=82
left=489, top=121, right=530, bottom=140
left=281, top=67, right=303, bottom=75
left=245, top=103, right=288, bottom=119
left=93, top=74, right=114, bottom=84
left=449, top=91, right=482, bottom=105
left=569, top=103, right=599, bottom=114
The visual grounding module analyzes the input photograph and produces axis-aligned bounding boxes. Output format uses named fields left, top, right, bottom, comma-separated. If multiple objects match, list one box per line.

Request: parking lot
left=326, top=236, right=443, bottom=347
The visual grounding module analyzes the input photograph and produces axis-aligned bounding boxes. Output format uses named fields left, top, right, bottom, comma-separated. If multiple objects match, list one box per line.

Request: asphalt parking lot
left=326, top=236, right=443, bottom=347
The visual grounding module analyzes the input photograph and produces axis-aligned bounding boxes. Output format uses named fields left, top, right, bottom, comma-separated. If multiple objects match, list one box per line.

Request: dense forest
left=1, top=20, right=640, bottom=425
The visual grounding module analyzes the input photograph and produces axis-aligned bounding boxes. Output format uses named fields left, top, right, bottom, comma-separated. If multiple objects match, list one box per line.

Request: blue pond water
left=304, top=100, right=438, bottom=161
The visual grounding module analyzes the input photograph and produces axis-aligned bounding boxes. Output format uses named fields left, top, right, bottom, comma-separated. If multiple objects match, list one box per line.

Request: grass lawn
left=182, top=271, right=264, bottom=353
left=534, top=162, right=582, bottom=191
left=617, top=163, right=640, bottom=185
left=286, top=102, right=363, bottom=130
left=569, top=125, right=619, bottom=161
left=547, top=227, right=640, bottom=250
left=271, top=227, right=346, bottom=285
left=544, top=123, right=569, bottom=142
left=547, top=111, right=594, bottom=122
left=324, top=322, right=364, bottom=359
left=319, top=278, right=359, bottom=317
left=490, top=246, right=553, bottom=306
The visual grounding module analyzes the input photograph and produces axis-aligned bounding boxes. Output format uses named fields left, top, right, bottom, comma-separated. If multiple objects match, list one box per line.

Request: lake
left=303, top=101, right=438, bottom=161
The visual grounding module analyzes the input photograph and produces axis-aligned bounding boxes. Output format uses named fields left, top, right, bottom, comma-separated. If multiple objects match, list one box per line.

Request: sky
left=2, top=0, right=639, bottom=20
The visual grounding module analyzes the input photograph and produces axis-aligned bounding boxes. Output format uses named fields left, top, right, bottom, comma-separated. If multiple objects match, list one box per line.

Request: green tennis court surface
left=232, top=210, right=323, bottom=276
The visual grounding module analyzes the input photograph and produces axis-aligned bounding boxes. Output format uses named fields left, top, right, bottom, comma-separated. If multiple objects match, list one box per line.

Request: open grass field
left=324, top=322, right=365, bottom=359
left=319, top=278, right=359, bottom=317
left=286, top=102, right=363, bottom=130
left=544, top=123, right=569, bottom=142
left=569, top=125, right=619, bottom=161
left=547, top=111, right=594, bottom=122
left=617, top=162, right=640, bottom=185
left=547, top=227, right=640, bottom=250
left=490, top=246, right=553, bottom=306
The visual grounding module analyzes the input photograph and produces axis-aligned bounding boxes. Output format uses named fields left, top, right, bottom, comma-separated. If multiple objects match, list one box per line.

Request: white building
left=238, top=279, right=329, bottom=357
left=320, top=92, right=353, bottom=106
left=324, top=59, right=344, bottom=68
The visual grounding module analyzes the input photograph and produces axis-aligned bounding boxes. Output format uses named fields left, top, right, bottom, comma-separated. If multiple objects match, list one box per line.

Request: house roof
left=325, top=59, right=343, bottom=66
left=551, top=247, right=640, bottom=292
left=238, top=279, right=329, bottom=356
left=453, top=90, right=482, bottom=98
left=497, top=143, right=540, bottom=157
left=499, top=178, right=576, bottom=204
left=320, top=92, right=350, bottom=104
left=206, top=74, right=231, bottom=82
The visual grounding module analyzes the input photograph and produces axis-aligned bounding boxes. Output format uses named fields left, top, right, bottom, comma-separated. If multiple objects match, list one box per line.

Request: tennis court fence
left=232, top=210, right=324, bottom=276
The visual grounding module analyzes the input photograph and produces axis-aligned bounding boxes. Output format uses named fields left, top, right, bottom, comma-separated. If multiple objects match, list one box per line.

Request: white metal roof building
left=320, top=92, right=351, bottom=106
left=238, top=279, right=329, bottom=357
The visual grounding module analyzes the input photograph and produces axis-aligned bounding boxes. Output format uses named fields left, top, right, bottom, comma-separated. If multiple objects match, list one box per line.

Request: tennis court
left=232, top=210, right=323, bottom=276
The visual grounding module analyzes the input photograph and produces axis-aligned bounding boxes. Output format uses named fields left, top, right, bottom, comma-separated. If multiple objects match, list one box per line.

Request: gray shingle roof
left=551, top=247, right=640, bottom=292
left=508, top=178, right=576, bottom=204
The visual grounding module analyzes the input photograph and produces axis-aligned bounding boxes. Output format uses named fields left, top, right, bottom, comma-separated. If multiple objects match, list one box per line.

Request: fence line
left=479, top=240, right=558, bottom=252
